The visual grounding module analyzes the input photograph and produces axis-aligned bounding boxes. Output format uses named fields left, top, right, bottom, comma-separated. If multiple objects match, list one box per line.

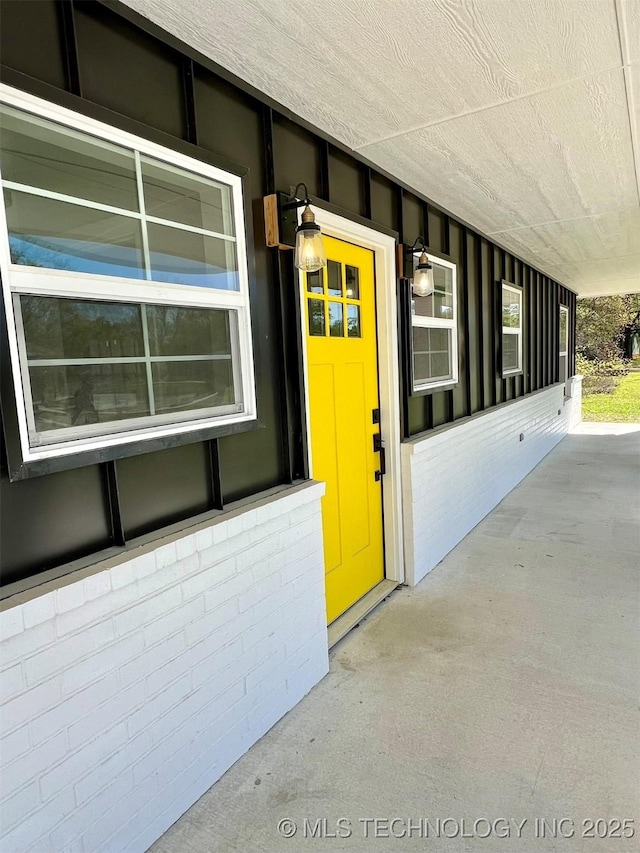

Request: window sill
left=4, top=416, right=264, bottom=482
left=411, top=381, right=458, bottom=397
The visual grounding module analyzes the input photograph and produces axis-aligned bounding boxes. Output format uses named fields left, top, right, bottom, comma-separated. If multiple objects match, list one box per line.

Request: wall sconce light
left=263, top=183, right=327, bottom=272
left=408, top=237, right=434, bottom=297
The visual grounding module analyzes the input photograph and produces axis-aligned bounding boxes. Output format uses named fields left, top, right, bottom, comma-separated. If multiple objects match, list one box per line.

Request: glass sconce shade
left=412, top=251, right=434, bottom=297
left=295, top=220, right=326, bottom=272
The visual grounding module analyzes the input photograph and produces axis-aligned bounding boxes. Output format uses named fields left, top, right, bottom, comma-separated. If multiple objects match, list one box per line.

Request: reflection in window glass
left=345, top=265, right=359, bottom=299
left=152, top=359, right=236, bottom=415
left=147, top=223, right=238, bottom=290
left=5, top=190, right=145, bottom=278
left=329, top=301, right=344, bottom=337
left=0, top=106, right=245, bottom=294
left=433, top=264, right=453, bottom=317
left=306, top=269, right=323, bottom=294
left=141, top=158, right=233, bottom=235
left=15, top=293, right=241, bottom=444
left=308, top=299, right=325, bottom=336
left=347, top=304, right=361, bottom=337
left=0, top=100, right=256, bottom=458
left=29, top=363, right=150, bottom=433
left=146, top=305, right=231, bottom=357
left=559, top=307, right=568, bottom=351
left=414, top=263, right=454, bottom=320
left=501, top=283, right=523, bottom=374
left=559, top=354, right=567, bottom=382
left=327, top=260, right=342, bottom=296
left=502, top=288, right=521, bottom=328
left=0, top=107, right=139, bottom=210
left=20, top=296, right=143, bottom=360
left=559, top=306, right=569, bottom=384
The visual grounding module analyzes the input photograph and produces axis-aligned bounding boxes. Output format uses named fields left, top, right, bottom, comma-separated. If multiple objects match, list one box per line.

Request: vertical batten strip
left=104, top=461, right=126, bottom=547
left=445, top=214, right=454, bottom=421
left=182, top=58, right=198, bottom=145
left=476, top=235, right=485, bottom=410
left=320, top=140, right=330, bottom=201
left=363, top=165, right=372, bottom=220
left=59, top=0, right=82, bottom=97
left=422, top=201, right=430, bottom=248
left=462, top=226, right=472, bottom=417
left=262, top=106, right=275, bottom=196
left=208, top=440, right=224, bottom=510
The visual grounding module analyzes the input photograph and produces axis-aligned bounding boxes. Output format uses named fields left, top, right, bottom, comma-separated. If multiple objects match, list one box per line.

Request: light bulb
left=294, top=208, right=326, bottom=272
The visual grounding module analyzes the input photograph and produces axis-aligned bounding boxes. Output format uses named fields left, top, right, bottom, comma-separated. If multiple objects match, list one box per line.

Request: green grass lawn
left=582, top=372, right=640, bottom=422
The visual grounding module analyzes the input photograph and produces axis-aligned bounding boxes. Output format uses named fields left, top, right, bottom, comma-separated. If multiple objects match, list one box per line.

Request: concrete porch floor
left=151, top=424, right=640, bottom=853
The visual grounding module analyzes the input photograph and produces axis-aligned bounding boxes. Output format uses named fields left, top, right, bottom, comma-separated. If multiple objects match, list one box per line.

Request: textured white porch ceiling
left=123, top=0, right=640, bottom=297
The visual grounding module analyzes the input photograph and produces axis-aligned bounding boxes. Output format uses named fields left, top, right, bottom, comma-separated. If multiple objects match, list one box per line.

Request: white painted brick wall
left=402, top=383, right=582, bottom=586
left=0, top=482, right=328, bottom=853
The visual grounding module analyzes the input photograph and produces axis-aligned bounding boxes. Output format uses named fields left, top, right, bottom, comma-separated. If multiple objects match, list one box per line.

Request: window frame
left=409, top=252, right=459, bottom=394
left=500, top=280, right=524, bottom=377
left=0, top=84, right=257, bottom=472
left=559, top=303, right=569, bottom=386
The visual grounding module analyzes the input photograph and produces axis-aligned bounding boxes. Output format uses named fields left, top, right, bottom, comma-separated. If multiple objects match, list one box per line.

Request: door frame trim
left=297, top=210, right=405, bottom=586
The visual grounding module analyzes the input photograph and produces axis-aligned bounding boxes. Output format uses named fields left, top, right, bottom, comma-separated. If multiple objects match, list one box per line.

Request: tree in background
left=577, top=294, right=640, bottom=396
left=576, top=294, right=639, bottom=361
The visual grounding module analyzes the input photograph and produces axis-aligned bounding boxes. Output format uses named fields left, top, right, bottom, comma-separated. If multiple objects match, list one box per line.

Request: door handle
left=374, top=436, right=385, bottom=481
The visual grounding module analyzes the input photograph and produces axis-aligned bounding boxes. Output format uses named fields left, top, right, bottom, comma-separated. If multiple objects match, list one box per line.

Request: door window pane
left=306, top=269, right=323, bottom=294
left=146, top=305, right=231, bottom=357
left=329, top=301, right=344, bottom=337
left=5, top=190, right=145, bottom=278
left=345, top=265, right=359, bottom=299
left=327, top=260, right=342, bottom=296
left=141, top=158, right=233, bottom=235
left=29, top=363, right=149, bottom=433
left=20, top=296, right=144, bottom=360
left=152, top=359, right=236, bottom=415
left=0, top=107, right=139, bottom=210
left=308, top=299, right=325, bottom=336
left=147, top=223, right=238, bottom=290
left=347, top=304, right=361, bottom=338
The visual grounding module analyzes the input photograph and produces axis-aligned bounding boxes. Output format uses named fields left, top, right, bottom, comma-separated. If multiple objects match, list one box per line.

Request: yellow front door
left=304, top=235, right=385, bottom=624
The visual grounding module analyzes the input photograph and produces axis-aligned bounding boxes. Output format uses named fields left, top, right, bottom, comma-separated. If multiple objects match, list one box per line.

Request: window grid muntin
left=412, top=326, right=453, bottom=383
left=0, top=84, right=256, bottom=462
left=1, top=108, right=239, bottom=294
left=14, top=293, right=242, bottom=447
left=305, top=262, right=363, bottom=339
left=411, top=253, right=458, bottom=391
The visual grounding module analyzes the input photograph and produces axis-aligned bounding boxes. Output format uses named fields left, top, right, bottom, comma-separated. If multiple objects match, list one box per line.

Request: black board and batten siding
left=0, top=0, right=577, bottom=588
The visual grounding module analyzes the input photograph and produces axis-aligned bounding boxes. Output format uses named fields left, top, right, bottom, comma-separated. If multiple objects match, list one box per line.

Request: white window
left=501, top=281, right=523, bottom=376
left=410, top=254, right=458, bottom=392
left=559, top=305, right=569, bottom=385
left=0, top=86, right=256, bottom=464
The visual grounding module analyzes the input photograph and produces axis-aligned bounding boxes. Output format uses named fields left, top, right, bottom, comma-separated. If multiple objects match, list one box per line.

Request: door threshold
left=327, top=579, right=398, bottom=649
